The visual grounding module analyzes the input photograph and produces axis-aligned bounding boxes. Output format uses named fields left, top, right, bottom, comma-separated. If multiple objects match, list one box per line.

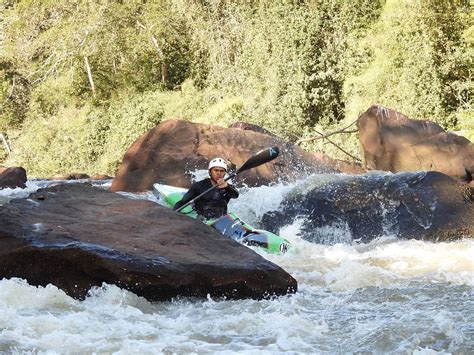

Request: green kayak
left=153, top=183, right=291, bottom=254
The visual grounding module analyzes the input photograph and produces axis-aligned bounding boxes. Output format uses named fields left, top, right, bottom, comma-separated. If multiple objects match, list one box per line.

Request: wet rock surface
left=51, top=173, right=91, bottom=180
left=111, top=119, right=360, bottom=192
left=0, top=167, right=27, bottom=189
left=262, top=171, right=473, bottom=243
left=49, top=173, right=113, bottom=181
left=0, top=184, right=297, bottom=301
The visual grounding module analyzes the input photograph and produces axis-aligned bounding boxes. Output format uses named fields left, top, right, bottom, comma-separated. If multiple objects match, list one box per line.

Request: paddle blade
left=236, top=146, right=279, bottom=173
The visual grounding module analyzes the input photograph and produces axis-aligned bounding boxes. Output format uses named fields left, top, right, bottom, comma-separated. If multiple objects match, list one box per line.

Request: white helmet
left=208, top=157, right=227, bottom=171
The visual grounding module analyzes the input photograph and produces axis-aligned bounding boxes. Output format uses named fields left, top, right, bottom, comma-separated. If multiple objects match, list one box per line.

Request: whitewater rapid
left=0, top=177, right=473, bottom=353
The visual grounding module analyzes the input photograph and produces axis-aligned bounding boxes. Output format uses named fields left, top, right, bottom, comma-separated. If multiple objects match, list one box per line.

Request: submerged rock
left=262, top=171, right=473, bottom=243
left=0, top=184, right=297, bottom=301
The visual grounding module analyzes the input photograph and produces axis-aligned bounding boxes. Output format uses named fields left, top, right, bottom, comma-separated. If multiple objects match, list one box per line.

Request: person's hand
left=216, top=178, right=228, bottom=188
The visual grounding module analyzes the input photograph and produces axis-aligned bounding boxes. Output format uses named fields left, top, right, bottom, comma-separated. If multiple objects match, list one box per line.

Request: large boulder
left=262, top=171, right=473, bottom=244
left=111, top=119, right=349, bottom=192
left=0, top=166, right=27, bottom=189
left=228, top=121, right=277, bottom=136
left=0, top=184, right=297, bottom=301
left=357, top=105, right=474, bottom=180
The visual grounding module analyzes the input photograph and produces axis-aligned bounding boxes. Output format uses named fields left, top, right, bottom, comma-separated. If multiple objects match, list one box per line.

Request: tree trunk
left=0, top=133, right=11, bottom=155
left=84, top=56, right=95, bottom=95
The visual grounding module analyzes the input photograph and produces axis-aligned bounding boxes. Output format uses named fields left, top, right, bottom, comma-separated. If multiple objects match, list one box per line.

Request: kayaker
left=173, top=157, right=239, bottom=219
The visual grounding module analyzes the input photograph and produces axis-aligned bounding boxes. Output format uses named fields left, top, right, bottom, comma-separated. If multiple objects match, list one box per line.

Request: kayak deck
left=211, top=212, right=290, bottom=253
left=153, top=183, right=291, bottom=254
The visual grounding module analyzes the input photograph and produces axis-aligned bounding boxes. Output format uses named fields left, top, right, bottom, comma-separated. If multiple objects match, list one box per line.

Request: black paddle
left=175, top=146, right=280, bottom=213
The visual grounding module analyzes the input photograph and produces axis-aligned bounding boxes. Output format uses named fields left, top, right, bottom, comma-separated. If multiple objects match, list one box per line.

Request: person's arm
left=215, top=178, right=239, bottom=199
left=173, top=185, right=198, bottom=210
left=225, top=184, right=239, bottom=199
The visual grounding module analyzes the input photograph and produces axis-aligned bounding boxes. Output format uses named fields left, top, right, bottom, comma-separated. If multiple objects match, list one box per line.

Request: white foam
left=189, top=169, right=209, bottom=183
left=0, top=180, right=42, bottom=204
left=228, top=180, right=301, bottom=223
left=0, top=177, right=473, bottom=353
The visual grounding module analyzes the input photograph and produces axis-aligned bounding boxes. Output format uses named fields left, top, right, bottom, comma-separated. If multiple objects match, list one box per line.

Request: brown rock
left=111, top=119, right=343, bottom=192
left=357, top=105, right=474, bottom=179
left=0, top=166, right=27, bottom=189
left=90, top=174, right=113, bottom=180
left=310, top=152, right=365, bottom=175
left=0, top=184, right=297, bottom=301
left=229, top=122, right=277, bottom=136
left=51, top=173, right=90, bottom=180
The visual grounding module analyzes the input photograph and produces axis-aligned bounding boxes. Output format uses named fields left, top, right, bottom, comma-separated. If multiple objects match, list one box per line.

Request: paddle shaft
left=174, top=146, right=279, bottom=213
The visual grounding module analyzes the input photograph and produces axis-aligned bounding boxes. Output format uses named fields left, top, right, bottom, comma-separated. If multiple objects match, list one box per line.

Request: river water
left=0, top=177, right=473, bottom=354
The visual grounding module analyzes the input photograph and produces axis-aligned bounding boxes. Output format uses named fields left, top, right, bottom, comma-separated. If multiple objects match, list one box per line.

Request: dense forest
left=0, top=0, right=472, bottom=177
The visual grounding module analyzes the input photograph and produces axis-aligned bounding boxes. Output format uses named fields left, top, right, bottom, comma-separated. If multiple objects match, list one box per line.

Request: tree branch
left=79, top=30, right=89, bottom=47
left=150, top=35, right=168, bottom=84
left=0, top=133, right=11, bottom=155
left=296, top=128, right=358, bottom=144
left=296, top=118, right=359, bottom=145
left=31, top=55, right=64, bottom=84
left=150, top=35, right=164, bottom=57
left=26, top=51, right=56, bottom=79
left=314, top=129, right=361, bottom=162
left=294, top=118, right=361, bottom=162
left=84, top=56, right=95, bottom=95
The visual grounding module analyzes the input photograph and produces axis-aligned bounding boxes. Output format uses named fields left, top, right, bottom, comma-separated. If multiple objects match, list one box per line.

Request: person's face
left=210, top=167, right=226, bottom=182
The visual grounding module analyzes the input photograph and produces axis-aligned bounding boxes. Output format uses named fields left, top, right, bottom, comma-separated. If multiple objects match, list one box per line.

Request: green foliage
left=456, top=109, right=474, bottom=141
left=9, top=90, right=163, bottom=176
left=0, top=66, right=30, bottom=131
left=344, top=0, right=471, bottom=129
left=1, top=0, right=192, bottom=101
left=1, top=0, right=472, bottom=173
left=171, top=0, right=386, bottom=141
left=96, top=90, right=164, bottom=173
left=157, top=79, right=207, bottom=121
left=8, top=104, right=99, bottom=176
